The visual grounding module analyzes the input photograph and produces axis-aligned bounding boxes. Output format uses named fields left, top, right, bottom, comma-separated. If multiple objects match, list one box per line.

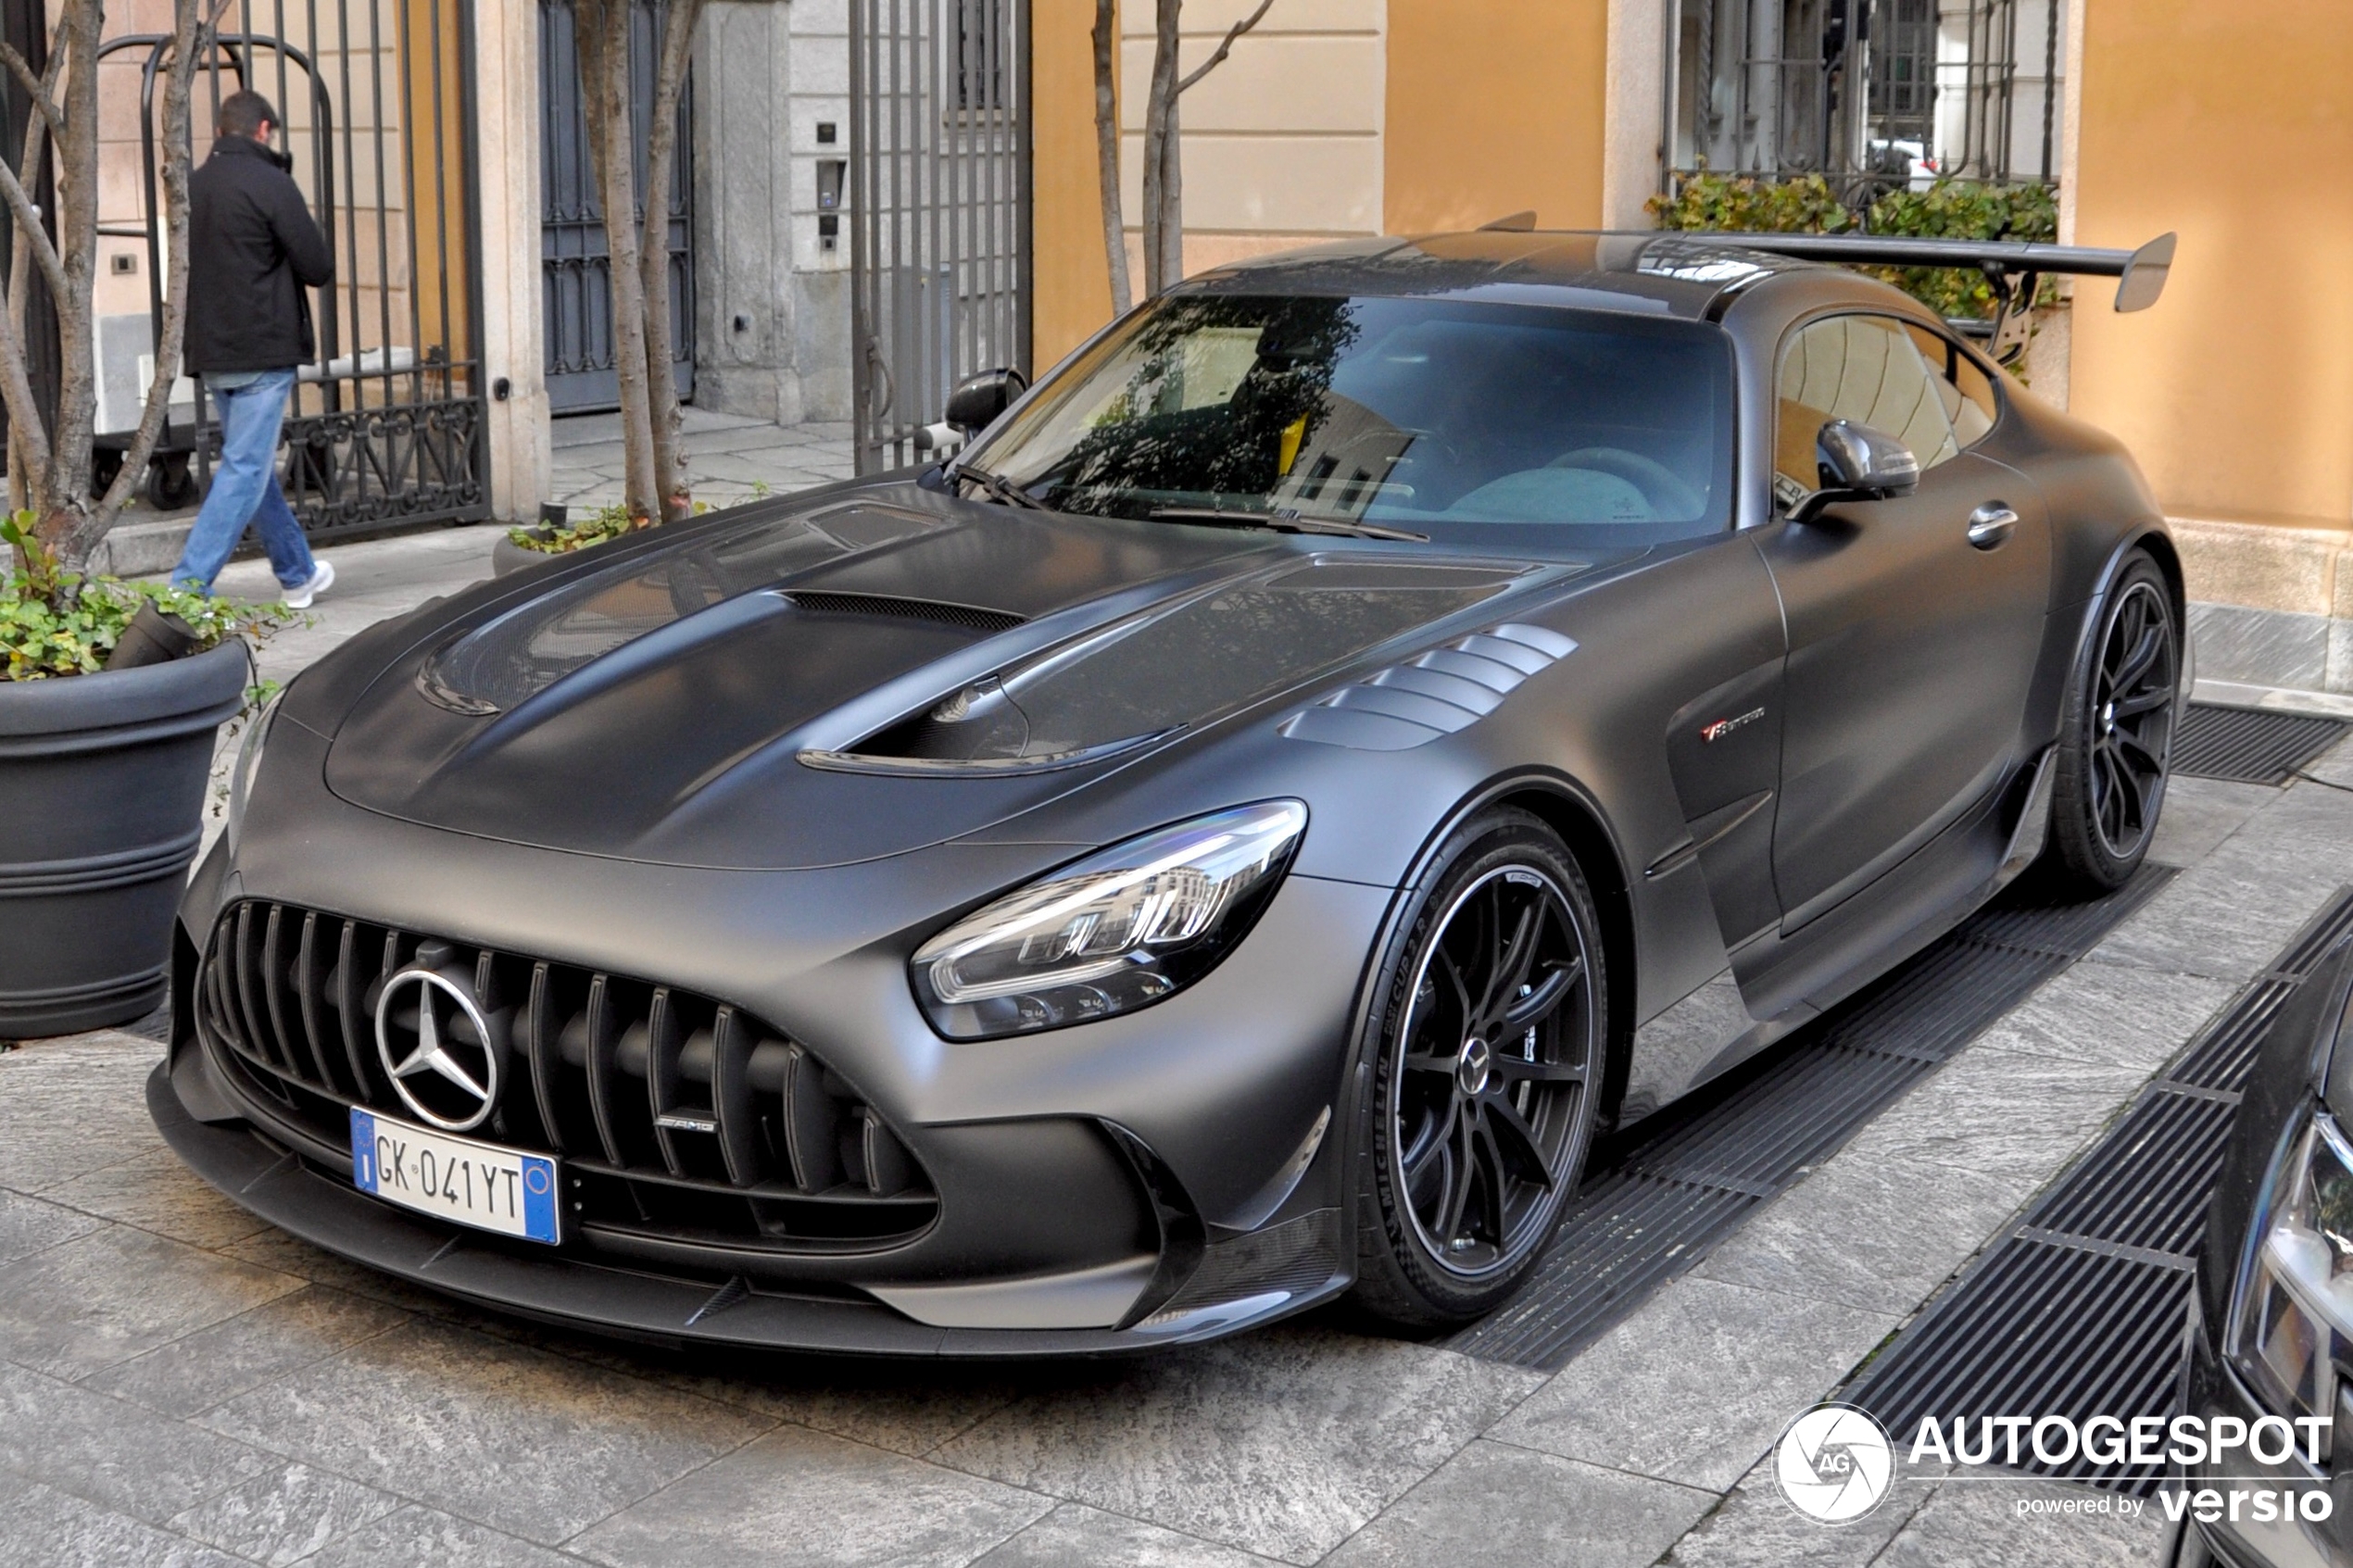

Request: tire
left=1351, top=808, right=1606, bottom=1329
left=2044, top=549, right=2181, bottom=895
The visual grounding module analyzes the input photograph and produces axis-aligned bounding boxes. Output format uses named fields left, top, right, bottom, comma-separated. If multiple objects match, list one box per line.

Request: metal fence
left=1666, top=0, right=2062, bottom=199
left=94, top=0, right=486, bottom=537
left=849, top=0, right=1030, bottom=474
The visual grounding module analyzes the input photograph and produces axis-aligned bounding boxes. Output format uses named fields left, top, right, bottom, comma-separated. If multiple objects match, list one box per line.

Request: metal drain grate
left=2173, top=703, right=2349, bottom=785
left=1843, top=884, right=2353, bottom=1496
left=1447, top=864, right=2175, bottom=1371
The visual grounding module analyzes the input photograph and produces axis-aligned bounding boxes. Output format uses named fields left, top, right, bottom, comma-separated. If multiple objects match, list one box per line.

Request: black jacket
left=185, top=135, right=333, bottom=376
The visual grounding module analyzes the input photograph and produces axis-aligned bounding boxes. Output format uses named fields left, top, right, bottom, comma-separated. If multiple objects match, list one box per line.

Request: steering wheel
left=1546, top=446, right=1705, bottom=519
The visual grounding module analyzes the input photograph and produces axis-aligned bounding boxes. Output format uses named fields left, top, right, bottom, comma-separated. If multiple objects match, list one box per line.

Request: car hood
left=320, top=487, right=1587, bottom=869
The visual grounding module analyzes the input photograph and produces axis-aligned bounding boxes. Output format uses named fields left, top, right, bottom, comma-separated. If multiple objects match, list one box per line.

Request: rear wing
left=1700, top=231, right=2176, bottom=361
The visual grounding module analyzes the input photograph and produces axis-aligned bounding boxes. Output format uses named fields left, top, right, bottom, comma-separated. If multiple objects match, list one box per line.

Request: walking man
left=170, top=90, right=336, bottom=608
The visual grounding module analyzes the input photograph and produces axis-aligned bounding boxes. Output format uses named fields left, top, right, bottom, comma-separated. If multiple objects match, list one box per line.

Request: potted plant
left=492, top=502, right=644, bottom=576
left=0, top=0, right=287, bottom=1036
left=0, top=519, right=288, bottom=1035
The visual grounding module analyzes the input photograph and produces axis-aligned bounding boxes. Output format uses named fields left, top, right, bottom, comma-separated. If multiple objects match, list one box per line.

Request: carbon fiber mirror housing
left=1791, top=419, right=1921, bottom=524
left=944, top=368, right=1028, bottom=435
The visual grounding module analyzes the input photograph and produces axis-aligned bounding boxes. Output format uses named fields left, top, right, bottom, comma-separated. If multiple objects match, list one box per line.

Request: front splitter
left=148, top=1064, right=1328, bottom=1358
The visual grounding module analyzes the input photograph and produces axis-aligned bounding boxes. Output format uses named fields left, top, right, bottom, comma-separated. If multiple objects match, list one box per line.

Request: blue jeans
left=170, top=369, right=318, bottom=593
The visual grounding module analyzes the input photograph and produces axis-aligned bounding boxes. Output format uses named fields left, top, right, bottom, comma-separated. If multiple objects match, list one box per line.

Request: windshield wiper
left=954, top=462, right=1049, bottom=511
left=1146, top=507, right=1428, bottom=543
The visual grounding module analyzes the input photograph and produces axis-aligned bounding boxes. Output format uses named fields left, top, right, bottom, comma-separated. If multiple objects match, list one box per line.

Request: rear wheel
left=1352, top=809, right=1604, bottom=1329
left=2045, top=550, right=2179, bottom=893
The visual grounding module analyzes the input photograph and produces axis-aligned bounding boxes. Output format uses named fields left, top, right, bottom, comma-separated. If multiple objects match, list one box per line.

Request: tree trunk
left=1090, top=0, right=1129, bottom=316
left=35, top=0, right=99, bottom=557
left=1138, top=0, right=1181, bottom=298
left=576, top=0, right=659, bottom=527
left=636, top=0, right=702, bottom=523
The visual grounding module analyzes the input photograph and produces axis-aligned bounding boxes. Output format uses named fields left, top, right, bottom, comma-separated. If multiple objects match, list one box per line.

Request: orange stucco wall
left=2070, top=0, right=2353, bottom=537
left=1032, top=0, right=1118, bottom=370
left=1382, top=0, right=1607, bottom=235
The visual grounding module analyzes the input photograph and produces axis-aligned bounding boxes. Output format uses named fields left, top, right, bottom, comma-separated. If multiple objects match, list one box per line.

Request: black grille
left=2173, top=703, right=2350, bottom=785
left=1843, top=884, right=2353, bottom=1496
left=783, top=591, right=1026, bottom=634
left=195, top=900, right=937, bottom=1251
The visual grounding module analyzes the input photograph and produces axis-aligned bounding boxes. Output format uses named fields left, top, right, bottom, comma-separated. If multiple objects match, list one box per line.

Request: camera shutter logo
left=1775, top=1403, right=1894, bottom=1524
left=375, top=968, right=502, bottom=1133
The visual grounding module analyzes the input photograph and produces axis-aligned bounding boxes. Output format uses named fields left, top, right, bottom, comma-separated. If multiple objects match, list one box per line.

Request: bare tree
left=0, top=0, right=207, bottom=590
left=573, top=0, right=703, bottom=529
left=1099, top=0, right=1272, bottom=304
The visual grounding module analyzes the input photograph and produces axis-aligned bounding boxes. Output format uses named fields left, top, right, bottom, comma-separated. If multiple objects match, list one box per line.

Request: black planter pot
left=0, top=639, right=248, bottom=1037
left=491, top=528, right=557, bottom=577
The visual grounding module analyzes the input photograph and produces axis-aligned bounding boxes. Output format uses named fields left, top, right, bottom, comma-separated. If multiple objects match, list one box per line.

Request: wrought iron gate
left=849, top=0, right=1030, bottom=473
left=96, top=0, right=491, bottom=537
left=539, top=0, right=695, bottom=416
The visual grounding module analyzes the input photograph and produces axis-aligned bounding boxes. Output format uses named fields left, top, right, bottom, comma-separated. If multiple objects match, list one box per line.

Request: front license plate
left=350, top=1109, right=560, bottom=1245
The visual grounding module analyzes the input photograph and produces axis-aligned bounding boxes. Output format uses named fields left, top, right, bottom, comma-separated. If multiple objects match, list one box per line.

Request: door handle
left=1966, top=502, right=2019, bottom=550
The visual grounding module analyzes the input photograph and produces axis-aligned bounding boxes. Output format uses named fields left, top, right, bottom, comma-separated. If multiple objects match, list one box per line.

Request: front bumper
left=2177, top=1313, right=2352, bottom=1568
left=155, top=1052, right=1345, bottom=1355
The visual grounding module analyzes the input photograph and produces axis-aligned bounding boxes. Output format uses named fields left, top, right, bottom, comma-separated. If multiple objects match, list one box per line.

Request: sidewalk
left=547, top=409, right=854, bottom=517
left=8, top=512, right=2344, bottom=1563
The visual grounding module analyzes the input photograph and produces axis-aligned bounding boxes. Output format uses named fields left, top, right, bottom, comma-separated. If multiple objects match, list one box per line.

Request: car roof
left=1181, top=230, right=1831, bottom=321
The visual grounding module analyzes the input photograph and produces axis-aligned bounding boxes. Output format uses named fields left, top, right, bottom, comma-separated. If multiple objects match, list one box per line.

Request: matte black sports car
left=2174, top=932, right=2353, bottom=1568
left=156, top=228, right=2183, bottom=1353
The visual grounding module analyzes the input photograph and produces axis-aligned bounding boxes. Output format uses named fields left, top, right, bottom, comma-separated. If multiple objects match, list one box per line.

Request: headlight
left=911, top=800, right=1306, bottom=1040
left=2229, top=1105, right=2353, bottom=1457
left=224, top=691, right=282, bottom=852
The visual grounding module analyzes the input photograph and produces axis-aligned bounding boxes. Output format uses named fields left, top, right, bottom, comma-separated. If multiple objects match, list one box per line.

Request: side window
left=1902, top=322, right=2001, bottom=448
left=1774, top=315, right=1960, bottom=508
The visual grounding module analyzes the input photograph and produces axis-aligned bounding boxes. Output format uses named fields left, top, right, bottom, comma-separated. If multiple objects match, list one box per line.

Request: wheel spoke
left=2112, top=685, right=2172, bottom=719
left=2114, top=730, right=2164, bottom=780
left=1433, top=1110, right=1477, bottom=1245
left=1491, top=1053, right=1586, bottom=1085
left=1499, top=954, right=1580, bottom=1035
left=1486, top=1095, right=1558, bottom=1189
left=1472, top=1114, right=1510, bottom=1244
left=1475, top=897, right=1543, bottom=1033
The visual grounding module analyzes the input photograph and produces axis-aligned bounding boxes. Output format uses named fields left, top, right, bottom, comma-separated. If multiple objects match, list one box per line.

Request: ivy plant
left=0, top=512, right=295, bottom=681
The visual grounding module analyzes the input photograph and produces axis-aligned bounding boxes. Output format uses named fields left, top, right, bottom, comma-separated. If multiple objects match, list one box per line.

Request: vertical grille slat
left=232, top=904, right=276, bottom=1072
left=293, top=910, right=341, bottom=1096
left=194, top=899, right=935, bottom=1250
left=647, top=988, right=689, bottom=1177
left=584, top=974, right=629, bottom=1167
left=526, top=961, right=567, bottom=1154
left=711, top=1007, right=763, bottom=1187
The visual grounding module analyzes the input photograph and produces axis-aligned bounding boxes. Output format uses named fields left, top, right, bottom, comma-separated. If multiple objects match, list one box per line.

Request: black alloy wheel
left=2046, top=550, right=2179, bottom=892
left=1353, top=809, right=1604, bottom=1327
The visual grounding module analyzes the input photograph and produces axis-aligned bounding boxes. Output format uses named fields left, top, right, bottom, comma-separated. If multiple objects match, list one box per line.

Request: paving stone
left=0, top=1187, right=105, bottom=1264
left=2147, top=775, right=2276, bottom=868
left=1834, top=1044, right=2153, bottom=1189
left=1964, top=962, right=2234, bottom=1075
left=970, top=1502, right=1282, bottom=1567
left=1489, top=1276, right=1897, bottom=1495
left=1695, top=1155, right=2037, bottom=1316
left=83, top=1285, right=414, bottom=1418
left=1655, top=1456, right=1933, bottom=1566
left=199, top=1317, right=774, bottom=1544
left=1872, top=1475, right=2168, bottom=1566
left=0, top=1361, right=281, bottom=1525
left=0, top=1224, right=304, bottom=1381
left=1323, top=1440, right=1716, bottom=1568
left=0, top=1472, right=252, bottom=1568
left=168, top=1461, right=404, bottom=1567
left=216, top=1226, right=478, bottom=1319
left=39, top=1150, right=276, bottom=1250
left=933, top=1326, right=1541, bottom=1564
left=571, top=1424, right=1051, bottom=1568
left=2093, top=782, right=2353, bottom=982
left=0, top=1037, right=170, bottom=1191
left=296, top=1505, right=587, bottom=1568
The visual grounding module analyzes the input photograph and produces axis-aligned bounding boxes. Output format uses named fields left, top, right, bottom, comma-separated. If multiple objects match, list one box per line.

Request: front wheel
left=1351, top=809, right=1605, bottom=1329
left=2044, top=550, right=2180, bottom=894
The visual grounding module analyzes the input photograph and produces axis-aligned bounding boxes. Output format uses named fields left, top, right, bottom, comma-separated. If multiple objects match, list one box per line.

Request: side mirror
left=943, top=367, right=1027, bottom=435
left=1790, top=419, right=1920, bottom=523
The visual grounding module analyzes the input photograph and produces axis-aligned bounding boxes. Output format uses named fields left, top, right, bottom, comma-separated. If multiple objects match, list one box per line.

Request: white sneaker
left=283, top=558, right=335, bottom=609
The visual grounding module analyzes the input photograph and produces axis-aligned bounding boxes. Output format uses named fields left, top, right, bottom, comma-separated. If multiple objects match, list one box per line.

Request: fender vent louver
left=784, top=591, right=1026, bottom=635
left=1277, top=622, right=1577, bottom=751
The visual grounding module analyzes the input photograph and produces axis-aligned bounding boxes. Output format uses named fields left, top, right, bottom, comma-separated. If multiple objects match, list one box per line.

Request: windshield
left=970, top=294, right=1736, bottom=545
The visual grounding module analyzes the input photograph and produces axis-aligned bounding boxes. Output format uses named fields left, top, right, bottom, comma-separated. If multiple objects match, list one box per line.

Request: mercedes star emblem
left=375, top=967, right=502, bottom=1132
